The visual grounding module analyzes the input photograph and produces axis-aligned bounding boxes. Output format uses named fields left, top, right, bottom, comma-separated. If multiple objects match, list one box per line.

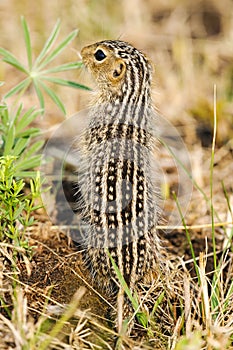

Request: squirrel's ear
left=112, top=60, right=126, bottom=80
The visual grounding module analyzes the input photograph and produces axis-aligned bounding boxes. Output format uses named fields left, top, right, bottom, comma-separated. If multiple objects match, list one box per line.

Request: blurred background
left=0, top=0, right=232, bottom=148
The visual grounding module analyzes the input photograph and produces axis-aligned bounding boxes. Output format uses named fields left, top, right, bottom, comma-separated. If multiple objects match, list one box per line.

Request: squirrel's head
left=81, top=40, right=152, bottom=101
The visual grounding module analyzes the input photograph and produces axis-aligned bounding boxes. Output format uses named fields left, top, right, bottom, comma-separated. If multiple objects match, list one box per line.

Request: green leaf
left=27, top=216, right=36, bottom=226
left=33, top=79, right=45, bottom=111
left=23, top=140, right=44, bottom=158
left=64, top=81, right=91, bottom=91
left=33, top=19, right=61, bottom=69
left=136, top=312, right=148, bottom=328
left=16, top=107, right=42, bottom=134
left=40, top=61, right=83, bottom=74
left=0, top=103, right=7, bottom=110
left=21, top=17, right=32, bottom=70
left=106, top=249, right=139, bottom=311
left=3, top=124, right=15, bottom=155
left=150, top=290, right=165, bottom=317
left=12, top=178, right=25, bottom=195
left=12, top=137, right=29, bottom=156
left=0, top=48, right=28, bottom=74
left=3, top=58, right=28, bottom=73
left=30, top=205, right=42, bottom=211
left=15, top=154, right=42, bottom=172
left=14, top=170, right=38, bottom=178
left=13, top=202, right=24, bottom=219
left=16, top=127, right=40, bottom=139
left=0, top=108, right=9, bottom=132
left=15, top=105, right=34, bottom=125
left=42, top=76, right=91, bottom=90
left=14, top=104, right=24, bottom=123
left=4, top=78, right=31, bottom=99
left=38, top=29, right=78, bottom=69
left=40, top=80, right=66, bottom=114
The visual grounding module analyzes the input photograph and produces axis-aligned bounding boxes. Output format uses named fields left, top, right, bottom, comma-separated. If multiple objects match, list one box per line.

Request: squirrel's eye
left=94, top=49, right=106, bottom=61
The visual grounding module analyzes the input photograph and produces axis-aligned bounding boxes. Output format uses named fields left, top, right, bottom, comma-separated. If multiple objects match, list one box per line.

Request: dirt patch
left=19, top=226, right=107, bottom=322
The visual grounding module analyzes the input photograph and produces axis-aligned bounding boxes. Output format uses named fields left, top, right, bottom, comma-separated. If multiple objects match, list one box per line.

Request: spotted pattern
left=78, top=40, right=161, bottom=293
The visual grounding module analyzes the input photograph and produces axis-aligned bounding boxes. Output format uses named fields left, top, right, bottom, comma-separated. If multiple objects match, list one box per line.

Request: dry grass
left=0, top=0, right=233, bottom=349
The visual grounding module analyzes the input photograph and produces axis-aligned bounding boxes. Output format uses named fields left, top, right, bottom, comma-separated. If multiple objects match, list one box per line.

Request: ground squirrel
left=78, top=40, right=162, bottom=330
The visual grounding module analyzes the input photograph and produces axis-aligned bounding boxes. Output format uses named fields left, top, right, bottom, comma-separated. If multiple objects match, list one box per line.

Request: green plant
left=171, top=86, right=233, bottom=348
left=0, top=103, right=44, bottom=177
left=0, top=17, right=91, bottom=250
left=0, top=156, right=42, bottom=255
left=0, top=17, right=90, bottom=114
left=107, top=250, right=151, bottom=331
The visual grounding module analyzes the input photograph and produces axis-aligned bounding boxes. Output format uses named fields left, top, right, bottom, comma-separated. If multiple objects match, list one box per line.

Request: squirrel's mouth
left=80, top=46, right=91, bottom=66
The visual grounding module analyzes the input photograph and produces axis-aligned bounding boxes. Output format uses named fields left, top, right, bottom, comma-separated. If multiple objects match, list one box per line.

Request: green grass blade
left=40, top=80, right=66, bottom=114
left=150, top=290, right=165, bottom=317
left=173, top=193, right=200, bottom=284
left=0, top=48, right=28, bottom=74
left=221, top=181, right=233, bottom=220
left=33, top=19, right=61, bottom=69
left=42, top=76, right=91, bottom=90
left=210, top=84, right=217, bottom=270
left=106, top=255, right=148, bottom=328
left=224, top=279, right=233, bottom=311
left=210, top=83, right=231, bottom=320
left=38, top=29, right=78, bottom=69
left=106, top=249, right=139, bottom=311
left=32, top=79, right=45, bottom=111
left=21, top=16, right=32, bottom=70
left=4, top=78, right=31, bottom=99
left=159, top=136, right=224, bottom=229
left=38, top=288, right=86, bottom=350
left=210, top=271, right=220, bottom=316
left=40, top=61, right=83, bottom=74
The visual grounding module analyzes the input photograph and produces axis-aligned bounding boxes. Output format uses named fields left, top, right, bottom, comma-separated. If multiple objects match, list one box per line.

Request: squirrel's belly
left=80, top=138, right=156, bottom=247
left=77, top=122, right=159, bottom=287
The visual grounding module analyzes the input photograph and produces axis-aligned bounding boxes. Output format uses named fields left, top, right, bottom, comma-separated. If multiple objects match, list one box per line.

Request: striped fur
left=78, top=40, right=161, bottom=295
